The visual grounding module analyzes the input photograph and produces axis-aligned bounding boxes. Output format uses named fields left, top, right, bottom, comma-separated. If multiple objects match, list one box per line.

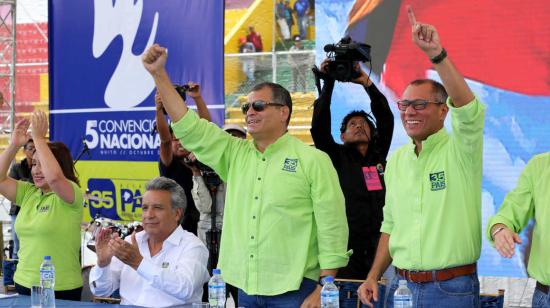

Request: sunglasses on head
left=396, top=99, right=444, bottom=111
left=241, top=100, right=286, bottom=114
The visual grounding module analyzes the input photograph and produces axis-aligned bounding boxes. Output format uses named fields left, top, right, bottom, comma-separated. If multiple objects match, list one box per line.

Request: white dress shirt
left=89, top=226, right=210, bottom=307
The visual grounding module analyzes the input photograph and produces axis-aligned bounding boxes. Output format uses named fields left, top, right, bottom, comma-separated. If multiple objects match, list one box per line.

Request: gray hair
left=145, top=176, right=187, bottom=224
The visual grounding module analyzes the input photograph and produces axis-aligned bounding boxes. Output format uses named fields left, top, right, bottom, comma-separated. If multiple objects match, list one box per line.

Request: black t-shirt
left=159, top=158, right=199, bottom=235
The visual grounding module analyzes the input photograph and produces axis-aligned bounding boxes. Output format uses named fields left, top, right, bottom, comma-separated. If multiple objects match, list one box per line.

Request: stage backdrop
left=49, top=0, right=224, bottom=221
left=316, top=0, right=550, bottom=278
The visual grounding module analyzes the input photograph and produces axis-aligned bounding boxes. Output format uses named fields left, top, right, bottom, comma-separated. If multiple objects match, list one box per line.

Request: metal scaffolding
left=0, top=0, right=15, bottom=133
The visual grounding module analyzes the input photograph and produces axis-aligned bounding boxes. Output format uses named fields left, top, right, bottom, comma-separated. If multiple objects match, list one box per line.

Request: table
left=0, top=294, right=143, bottom=307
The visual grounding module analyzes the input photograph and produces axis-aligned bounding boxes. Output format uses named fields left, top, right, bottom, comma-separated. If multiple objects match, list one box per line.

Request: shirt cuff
left=447, top=96, right=484, bottom=121
left=89, top=264, right=111, bottom=283
left=486, top=217, right=515, bottom=243
left=170, top=109, right=199, bottom=140
left=318, top=250, right=352, bottom=269
left=136, top=258, right=158, bottom=283
left=380, top=222, right=393, bottom=234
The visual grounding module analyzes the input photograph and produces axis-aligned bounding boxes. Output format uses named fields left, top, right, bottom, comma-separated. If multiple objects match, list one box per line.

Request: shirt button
left=252, top=216, right=256, bottom=219
left=257, top=177, right=261, bottom=181
left=262, top=158, right=266, bottom=161
left=251, top=235, right=255, bottom=239
left=254, top=196, right=258, bottom=200
left=250, top=254, right=254, bottom=259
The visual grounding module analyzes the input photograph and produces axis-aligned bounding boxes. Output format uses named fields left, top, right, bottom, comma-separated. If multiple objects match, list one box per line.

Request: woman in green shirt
left=0, top=111, right=83, bottom=301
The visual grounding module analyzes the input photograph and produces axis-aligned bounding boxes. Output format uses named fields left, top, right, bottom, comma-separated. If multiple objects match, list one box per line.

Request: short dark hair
left=145, top=176, right=187, bottom=224
left=47, top=142, right=80, bottom=186
left=251, top=82, right=293, bottom=125
left=409, top=79, right=448, bottom=104
left=340, top=110, right=376, bottom=136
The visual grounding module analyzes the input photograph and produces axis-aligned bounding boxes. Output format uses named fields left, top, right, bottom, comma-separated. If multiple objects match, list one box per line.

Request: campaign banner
left=49, top=0, right=223, bottom=221
left=316, top=0, right=550, bottom=278
left=49, top=0, right=224, bottom=162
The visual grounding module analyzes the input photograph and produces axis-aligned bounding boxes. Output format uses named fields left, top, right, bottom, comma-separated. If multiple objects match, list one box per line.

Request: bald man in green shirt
left=487, top=152, right=550, bottom=308
left=142, top=45, right=350, bottom=307
left=359, top=6, right=486, bottom=308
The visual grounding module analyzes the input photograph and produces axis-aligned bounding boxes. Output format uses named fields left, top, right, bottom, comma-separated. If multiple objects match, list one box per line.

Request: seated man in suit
left=89, top=176, right=210, bottom=307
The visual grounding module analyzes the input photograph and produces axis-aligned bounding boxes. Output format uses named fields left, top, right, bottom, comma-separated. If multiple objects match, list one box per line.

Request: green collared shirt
left=487, top=152, right=550, bottom=285
left=381, top=97, right=485, bottom=271
left=172, top=111, right=349, bottom=295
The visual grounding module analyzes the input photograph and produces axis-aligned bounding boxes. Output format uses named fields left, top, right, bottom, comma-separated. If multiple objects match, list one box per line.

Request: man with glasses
left=311, top=61, right=394, bottom=281
left=358, top=6, right=486, bottom=307
left=143, top=44, right=350, bottom=307
left=8, top=138, right=34, bottom=259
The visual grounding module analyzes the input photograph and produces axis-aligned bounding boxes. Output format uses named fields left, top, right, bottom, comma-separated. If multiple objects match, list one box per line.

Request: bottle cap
left=213, top=268, right=221, bottom=275
left=44, top=256, right=51, bottom=260
left=324, top=275, right=334, bottom=283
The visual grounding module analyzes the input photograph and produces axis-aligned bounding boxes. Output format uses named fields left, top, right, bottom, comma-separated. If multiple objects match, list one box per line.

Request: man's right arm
left=357, top=233, right=392, bottom=308
left=143, top=45, right=189, bottom=123
left=155, top=92, right=173, bottom=166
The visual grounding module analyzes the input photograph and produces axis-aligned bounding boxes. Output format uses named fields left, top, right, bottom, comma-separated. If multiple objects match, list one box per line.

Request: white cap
left=222, top=123, right=246, bottom=135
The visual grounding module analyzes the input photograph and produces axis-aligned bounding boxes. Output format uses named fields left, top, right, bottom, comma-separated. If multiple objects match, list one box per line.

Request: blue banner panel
left=49, top=0, right=224, bottom=162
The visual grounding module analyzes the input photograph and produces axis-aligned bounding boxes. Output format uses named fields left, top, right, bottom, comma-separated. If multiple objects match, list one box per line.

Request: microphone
left=82, top=137, right=91, bottom=158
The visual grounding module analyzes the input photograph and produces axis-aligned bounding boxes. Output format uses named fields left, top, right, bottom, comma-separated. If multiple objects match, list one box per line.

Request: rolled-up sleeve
left=310, top=151, right=351, bottom=269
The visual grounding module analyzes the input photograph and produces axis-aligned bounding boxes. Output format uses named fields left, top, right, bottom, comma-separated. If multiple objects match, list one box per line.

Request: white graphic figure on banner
left=93, top=0, right=159, bottom=108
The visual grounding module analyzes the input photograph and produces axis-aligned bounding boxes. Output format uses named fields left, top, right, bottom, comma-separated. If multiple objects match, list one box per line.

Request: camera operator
left=311, top=59, right=394, bottom=280
left=155, top=82, right=211, bottom=235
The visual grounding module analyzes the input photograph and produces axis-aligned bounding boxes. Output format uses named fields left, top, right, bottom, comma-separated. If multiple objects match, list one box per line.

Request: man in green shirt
left=487, top=152, right=550, bottom=308
left=142, top=44, right=350, bottom=307
left=358, top=6, right=485, bottom=307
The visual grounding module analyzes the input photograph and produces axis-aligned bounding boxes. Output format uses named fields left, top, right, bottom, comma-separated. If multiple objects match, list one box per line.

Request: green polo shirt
left=381, top=97, right=485, bottom=271
left=172, top=111, right=349, bottom=295
left=14, top=180, right=83, bottom=290
left=487, top=152, right=550, bottom=285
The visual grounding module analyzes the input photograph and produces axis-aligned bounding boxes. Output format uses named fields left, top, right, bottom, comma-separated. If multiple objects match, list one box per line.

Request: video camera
left=160, top=84, right=192, bottom=115
left=323, top=36, right=371, bottom=82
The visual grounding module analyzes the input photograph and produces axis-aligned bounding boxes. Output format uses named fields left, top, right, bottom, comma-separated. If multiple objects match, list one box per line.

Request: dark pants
left=533, top=287, right=550, bottom=308
left=238, top=278, right=317, bottom=308
left=15, top=282, right=83, bottom=301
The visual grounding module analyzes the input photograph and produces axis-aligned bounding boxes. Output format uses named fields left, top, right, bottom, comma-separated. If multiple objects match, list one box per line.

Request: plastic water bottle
left=320, top=275, right=339, bottom=308
left=208, top=268, right=226, bottom=308
left=40, top=256, right=56, bottom=308
left=394, top=280, right=413, bottom=308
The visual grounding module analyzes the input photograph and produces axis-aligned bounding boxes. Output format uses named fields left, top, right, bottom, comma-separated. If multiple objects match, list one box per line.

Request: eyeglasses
left=396, top=99, right=444, bottom=111
left=241, top=100, right=286, bottom=114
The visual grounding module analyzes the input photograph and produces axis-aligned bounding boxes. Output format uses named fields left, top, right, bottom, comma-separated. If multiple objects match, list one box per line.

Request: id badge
left=363, top=166, right=383, bottom=191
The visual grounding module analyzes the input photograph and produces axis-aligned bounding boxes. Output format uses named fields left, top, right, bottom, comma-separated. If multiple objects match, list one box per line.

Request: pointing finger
left=407, top=5, right=417, bottom=26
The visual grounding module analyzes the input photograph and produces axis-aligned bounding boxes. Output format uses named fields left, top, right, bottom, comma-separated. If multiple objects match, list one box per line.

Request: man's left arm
left=407, top=6, right=474, bottom=107
left=302, top=152, right=350, bottom=307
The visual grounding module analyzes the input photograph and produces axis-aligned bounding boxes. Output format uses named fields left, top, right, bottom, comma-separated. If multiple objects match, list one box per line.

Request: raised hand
left=186, top=82, right=202, bottom=98
left=11, top=119, right=30, bottom=148
left=493, top=225, right=522, bottom=258
left=96, top=228, right=115, bottom=267
left=407, top=6, right=442, bottom=58
left=142, top=44, right=168, bottom=75
left=30, top=111, right=49, bottom=140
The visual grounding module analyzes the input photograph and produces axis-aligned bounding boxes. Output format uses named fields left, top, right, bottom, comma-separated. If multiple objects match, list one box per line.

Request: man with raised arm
left=143, top=45, right=350, bottom=307
left=358, top=6, right=485, bottom=307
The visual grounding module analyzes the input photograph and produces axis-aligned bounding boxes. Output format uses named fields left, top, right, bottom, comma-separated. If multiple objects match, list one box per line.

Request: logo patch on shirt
left=37, top=204, right=51, bottom=213
left=282, top=158, right=298, bottom=172
left=429, top=171, right=446, bottom=191
left=161, top=262, right=169, bottom=268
